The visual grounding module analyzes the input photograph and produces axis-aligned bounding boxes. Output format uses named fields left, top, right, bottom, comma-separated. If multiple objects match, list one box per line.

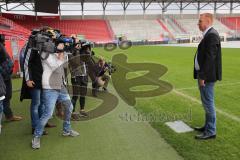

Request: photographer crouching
left=93, top=57, right=112, bottom=95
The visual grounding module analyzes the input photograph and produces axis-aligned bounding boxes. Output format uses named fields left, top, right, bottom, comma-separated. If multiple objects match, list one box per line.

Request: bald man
left=193, top=13, right=222, bottom=140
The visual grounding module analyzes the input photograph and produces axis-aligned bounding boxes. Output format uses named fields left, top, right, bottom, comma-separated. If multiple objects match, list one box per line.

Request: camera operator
left=68, top=38, right=88, bottom=119
left=93, top=57, right=111, bottom=93
left=79, top=41, right=97, bottom=97
left=32, top=38, right=79, bottom=149
left=0, top=34, right=22, bottom=122
left=20, top=27, right=56, bottom=135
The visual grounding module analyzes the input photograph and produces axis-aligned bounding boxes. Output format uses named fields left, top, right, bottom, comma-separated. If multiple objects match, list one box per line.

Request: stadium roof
left=1, top=0, right=240, bottom=3
left=0, top=0, right=239, bottom=3
left=0, top=0, right=240, bottom=16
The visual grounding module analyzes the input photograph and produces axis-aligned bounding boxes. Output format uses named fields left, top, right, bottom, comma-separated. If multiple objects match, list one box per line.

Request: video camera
left=54, top=30, right=76, bottom=53
left=27, top=27, right=77, bottom=59
left=106, top=62, right=117, bottom=75
left=80, top=40, right=95, bottom=55
left=28, top=28, right=55, bottom=54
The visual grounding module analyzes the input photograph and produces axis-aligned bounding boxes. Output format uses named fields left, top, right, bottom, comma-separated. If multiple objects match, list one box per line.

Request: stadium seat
left=11, top=19, right=114, bottom=43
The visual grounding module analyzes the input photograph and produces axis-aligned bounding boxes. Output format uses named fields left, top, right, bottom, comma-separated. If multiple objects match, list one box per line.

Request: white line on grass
left=173, top=89, right=240, bottom=123
left=112, top=59, right=240, bottom=123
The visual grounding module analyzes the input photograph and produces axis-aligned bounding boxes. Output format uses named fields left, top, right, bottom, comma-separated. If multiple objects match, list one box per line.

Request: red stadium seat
left=12, top=18, right=114, bottom=43
left=219, top=17, right=240, bottom=31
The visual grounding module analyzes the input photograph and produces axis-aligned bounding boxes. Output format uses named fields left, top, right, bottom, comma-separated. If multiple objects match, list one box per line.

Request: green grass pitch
left=0, top=45, right=239, bottom=160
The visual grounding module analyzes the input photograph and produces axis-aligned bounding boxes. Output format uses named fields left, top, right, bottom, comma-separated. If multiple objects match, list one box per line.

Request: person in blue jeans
left=198, top=82, right=216, bottom=135
left=20, top=39, right=56, bottom=135
left=32, top=43, right=79, bottom=149
left=193, top=13, right=222, bottom=140
left=29, top=89, right=47, bottom=134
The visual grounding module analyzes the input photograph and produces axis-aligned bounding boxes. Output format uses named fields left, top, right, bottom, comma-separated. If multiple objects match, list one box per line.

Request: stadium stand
left=171, top=15, right=232, bottom=36
left=157, top=19, right=174, bottom=38
left=109, top=19, right=167, bottom=41
left=218, top=16, right=240, bottom=31
left=0, top=16, right=30, bottom=39
left=0, top=15, right=30, bottom=74
left=158, top=17, right=185, bottom=38
left=0, top=13, right=238, bottom=74
left=11, top=18, right=114, bottom=43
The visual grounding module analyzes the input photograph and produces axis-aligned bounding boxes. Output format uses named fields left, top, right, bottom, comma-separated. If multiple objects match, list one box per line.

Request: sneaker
left=80, top=111, right=88, bottom=117
left=62, top=130, right=80, bottom=137
left=32, top=137, right=40, bottom=149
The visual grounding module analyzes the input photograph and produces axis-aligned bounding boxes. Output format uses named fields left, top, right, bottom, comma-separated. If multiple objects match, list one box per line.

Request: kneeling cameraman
left=93, top=57, right=111, bottom=93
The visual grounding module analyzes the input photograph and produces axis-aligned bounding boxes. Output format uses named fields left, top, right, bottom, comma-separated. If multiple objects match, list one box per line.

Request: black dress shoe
left=195, top=133, right=216, bottom=140
left=194, top=126, right=205, bottom=132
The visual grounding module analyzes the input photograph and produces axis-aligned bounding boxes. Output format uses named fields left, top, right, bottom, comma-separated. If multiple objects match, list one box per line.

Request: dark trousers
left=3, top=79, right=13, bottom=118
left=71, top=76, right=87, bottom=112
left=72, top=96, right=85, bottom=112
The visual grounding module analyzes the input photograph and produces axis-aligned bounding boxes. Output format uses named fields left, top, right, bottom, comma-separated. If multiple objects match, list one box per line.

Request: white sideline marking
left=113, top=61, right=240, bottom=123
left=173, top=89, right=240, bottom=123
left=176, top=82, right=240, bottom=91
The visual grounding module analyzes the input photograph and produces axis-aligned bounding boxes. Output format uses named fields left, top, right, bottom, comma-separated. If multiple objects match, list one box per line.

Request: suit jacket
left=194, top=27, right=222, bottom=82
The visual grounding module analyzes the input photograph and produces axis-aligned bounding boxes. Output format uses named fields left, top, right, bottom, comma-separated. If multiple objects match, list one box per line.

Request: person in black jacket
left=193, top=13, right=222, bottom=140
left=20, top=30, right=56, bottom=135
left=0, top=34, right=22, bottom=122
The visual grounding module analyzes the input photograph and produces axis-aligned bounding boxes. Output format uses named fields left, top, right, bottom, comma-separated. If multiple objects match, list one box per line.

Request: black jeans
left=3, top=79, right=13, bottom=118
left=71, top=76, right=87, bottom=112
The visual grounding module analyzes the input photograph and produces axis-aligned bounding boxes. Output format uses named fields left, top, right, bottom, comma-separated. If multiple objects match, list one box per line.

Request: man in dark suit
left=193, top=13, right=222, bottom=140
